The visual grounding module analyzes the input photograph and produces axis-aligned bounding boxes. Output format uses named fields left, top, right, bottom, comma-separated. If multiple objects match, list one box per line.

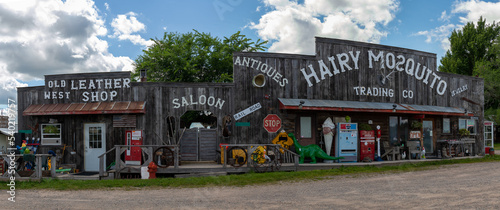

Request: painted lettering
left=172, top=95, right=225, bottom=109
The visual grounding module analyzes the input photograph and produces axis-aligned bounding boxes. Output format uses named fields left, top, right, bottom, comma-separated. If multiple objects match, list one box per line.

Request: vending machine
left=125, top=130, right=143, bottom=165
left=335, top=123, right=358, bottom=163
left=359, top=130, right=375, bottom=162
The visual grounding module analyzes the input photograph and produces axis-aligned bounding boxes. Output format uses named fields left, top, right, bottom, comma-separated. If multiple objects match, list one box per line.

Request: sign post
left=263, top=114, right=281, bottom=133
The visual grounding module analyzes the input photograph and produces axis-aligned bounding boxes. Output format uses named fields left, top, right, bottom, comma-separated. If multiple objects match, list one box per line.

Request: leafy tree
left=474, top=36, right=500, bottom=124
left=439, top=17, right=500, bottom=75
left=133, top=30, right=268, bottom=82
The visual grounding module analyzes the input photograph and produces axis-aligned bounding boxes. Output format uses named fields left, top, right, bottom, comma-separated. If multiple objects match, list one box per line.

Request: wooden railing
left=98, top=145, right=179, bottom=179
left=221, top=144, right=300, bottom=170
left=0, top=154, right=55, bottom=181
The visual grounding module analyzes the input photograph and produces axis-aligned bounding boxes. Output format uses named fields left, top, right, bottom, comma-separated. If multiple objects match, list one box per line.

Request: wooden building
left=16, top=37, right=484, bottom=172
left=232, top=37, right=484, bottom=158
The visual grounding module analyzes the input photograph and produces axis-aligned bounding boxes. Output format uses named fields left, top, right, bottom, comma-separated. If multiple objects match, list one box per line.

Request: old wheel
left=226, top=146, right=247, bottom=167
left=153, top=146, right=174, bottom=168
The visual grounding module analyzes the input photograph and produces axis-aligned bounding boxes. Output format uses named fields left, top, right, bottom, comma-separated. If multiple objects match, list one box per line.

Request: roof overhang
left=278, top=98, right=473, bottom=116
left=23, top=101, right=146, bottom=116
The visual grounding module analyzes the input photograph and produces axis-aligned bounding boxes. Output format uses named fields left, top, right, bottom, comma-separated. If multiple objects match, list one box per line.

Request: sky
left=1, top=0, right=500, bottom=109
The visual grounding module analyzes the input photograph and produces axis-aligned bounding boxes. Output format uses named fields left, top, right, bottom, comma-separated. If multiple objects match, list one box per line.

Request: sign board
left=263, top=114, right=281, bottom=133
left=233, top=103, right=262, bottom=121
left=410, top=131, right=421, bottom=139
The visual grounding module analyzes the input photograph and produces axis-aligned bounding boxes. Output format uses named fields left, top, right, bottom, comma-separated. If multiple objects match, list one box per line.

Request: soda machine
left=359, top=130, right=375, bottom=162
left=125, top=130, right=143, bottom=165
left=335, top=123, right=358, bottom=163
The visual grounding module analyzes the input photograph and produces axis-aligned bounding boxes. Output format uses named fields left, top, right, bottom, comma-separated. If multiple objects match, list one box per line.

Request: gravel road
left=2, top=161, right=500, bottom=209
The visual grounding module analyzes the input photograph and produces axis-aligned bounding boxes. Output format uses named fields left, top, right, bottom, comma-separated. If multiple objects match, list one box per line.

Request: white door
left=84, top=123, right=106, bottom=172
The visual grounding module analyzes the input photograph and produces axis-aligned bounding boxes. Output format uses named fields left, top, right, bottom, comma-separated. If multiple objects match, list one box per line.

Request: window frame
left=40, top=123, right=62, bottom=145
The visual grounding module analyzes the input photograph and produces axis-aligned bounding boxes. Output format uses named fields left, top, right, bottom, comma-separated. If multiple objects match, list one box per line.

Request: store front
left=232, top=37, right=484, bottom=160
left=16, top=37, right=485, bottom=171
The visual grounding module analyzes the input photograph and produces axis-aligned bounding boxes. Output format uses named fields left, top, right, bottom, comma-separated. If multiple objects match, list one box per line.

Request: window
left=41, top=123, right=62, bottom=145
left=459, top=118, right=476, bottom=135
left=389, top=116, right=409, bottom=146
left=88, top=126, right=103, bottom=148
left=389, top=116, right=398, bottom=145
left=300, top=116, right=312, bottom=138
left=443, top=118, right=450, bottom=134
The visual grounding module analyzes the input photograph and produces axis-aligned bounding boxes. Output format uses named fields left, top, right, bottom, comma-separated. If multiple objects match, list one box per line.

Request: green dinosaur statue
left=289, top=133, right=344, bottom=164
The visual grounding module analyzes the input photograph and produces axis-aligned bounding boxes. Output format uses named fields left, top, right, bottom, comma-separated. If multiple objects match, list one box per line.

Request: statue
left=289, top=133, right=344, bottom=164
left=322, top=117, right=335, bottom=156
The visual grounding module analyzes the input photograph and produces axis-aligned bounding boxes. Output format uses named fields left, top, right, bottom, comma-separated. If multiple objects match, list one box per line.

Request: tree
left=439, top=17, right=500, bottom=75
left=133, top=30, right=267, bottom=82
left=474, top=36, right=500, bottom=124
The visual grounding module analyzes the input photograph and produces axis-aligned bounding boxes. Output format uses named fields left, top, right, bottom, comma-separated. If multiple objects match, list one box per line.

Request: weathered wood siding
left=232, top=38, right=484, bottom=150
left=17, top=72, right=234, bottom=169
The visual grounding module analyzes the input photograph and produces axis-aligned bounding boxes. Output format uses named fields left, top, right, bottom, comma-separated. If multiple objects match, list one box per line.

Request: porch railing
left=221, top=144, right=300, bottom=170
left=0, top=154, right=55, bottom=181
left=98, top=145, right=179, bottom=179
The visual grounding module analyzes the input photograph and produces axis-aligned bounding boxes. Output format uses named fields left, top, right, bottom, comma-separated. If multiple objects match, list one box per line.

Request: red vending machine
left=359, top=130, right=375, bottom=162
left=125, top=130, right=143, bottom=165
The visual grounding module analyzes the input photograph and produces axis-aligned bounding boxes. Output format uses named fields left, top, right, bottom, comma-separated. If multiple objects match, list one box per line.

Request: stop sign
left=263, top=114, right=281, bottom=133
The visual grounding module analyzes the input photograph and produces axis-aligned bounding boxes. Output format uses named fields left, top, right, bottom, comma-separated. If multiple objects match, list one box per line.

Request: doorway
left=84, top=123, right=106, bottom=172
left=422, top=120, right=434, bottom=154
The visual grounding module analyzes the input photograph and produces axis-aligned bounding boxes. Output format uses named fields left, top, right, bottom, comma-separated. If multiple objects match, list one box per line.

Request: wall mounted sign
left=172, top=94, right=225, bottom=110
left=233, top=102, right=262, bottom=121
left=234, top=56, right=289, bottom=87
left=263, top=114, right=281, bottom=133
left=300, top=50, right=448, bottom=96
left=44, top=78, right=131, bottom=102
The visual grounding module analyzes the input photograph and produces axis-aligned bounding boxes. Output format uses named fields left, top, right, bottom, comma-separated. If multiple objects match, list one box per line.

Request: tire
left=153, top=146, right=174, bottom=168
left=226, top=146, right=247, bottom=167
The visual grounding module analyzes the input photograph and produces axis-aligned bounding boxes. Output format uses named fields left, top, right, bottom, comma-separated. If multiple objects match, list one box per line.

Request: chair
left=381, top=141, right=400, bottom=161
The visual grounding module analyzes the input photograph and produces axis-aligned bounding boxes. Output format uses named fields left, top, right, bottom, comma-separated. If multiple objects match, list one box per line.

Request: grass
left=494, top=142, right=500, bottom=151
left=1, top=155, right=499, bottom=191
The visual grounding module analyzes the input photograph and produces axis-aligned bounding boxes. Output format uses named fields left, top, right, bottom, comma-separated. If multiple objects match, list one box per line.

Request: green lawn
left=495, top=142, right=500, bottom=151
left=1, top=155, right=499, bottom=191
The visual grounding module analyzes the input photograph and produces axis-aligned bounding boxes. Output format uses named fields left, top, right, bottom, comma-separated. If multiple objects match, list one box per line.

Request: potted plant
left=345, top=115, right=351, bottom=123
left=459, top=128, right=470, bottom=138
left=359, top=123, right=373, bottom=131
left=411, top=120, right=422, bottom=130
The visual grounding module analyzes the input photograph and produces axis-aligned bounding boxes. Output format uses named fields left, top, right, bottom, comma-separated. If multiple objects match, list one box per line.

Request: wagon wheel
left=226, top=146, right=247, bottom=167
left=250, top=146, right=269, bottom=173
left=153, top=146, right=174, bottom=168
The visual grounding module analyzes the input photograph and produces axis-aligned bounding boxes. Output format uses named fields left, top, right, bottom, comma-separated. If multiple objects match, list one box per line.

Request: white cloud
left=0, top=0, right=133, bottom=99
left=110, top=12, right=154, bottom=47
left=452, top=0, right=500, bottom=24
left=0, top=0, right=140, bottom=104
left=415, top=0, right=500, bottom=54
left=439, top=10, right=451, bottom=22
left=249, top=0, right=399, bottom=54
left=414, top=24, right=456, bottom=51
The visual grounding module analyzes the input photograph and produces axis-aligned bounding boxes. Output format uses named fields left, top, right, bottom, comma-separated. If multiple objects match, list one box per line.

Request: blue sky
left=1, top=0, right=500, bottom=109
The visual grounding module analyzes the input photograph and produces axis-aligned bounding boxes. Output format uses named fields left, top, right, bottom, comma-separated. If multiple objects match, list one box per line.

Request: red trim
left=279, top=103, right=473, bottom=116
left=23, top=101, right=146, bottom=116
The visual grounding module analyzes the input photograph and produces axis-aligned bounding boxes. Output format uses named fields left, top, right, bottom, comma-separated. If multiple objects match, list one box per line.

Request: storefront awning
left=23, top=101, right=146, bottom=116
left=278, top=98, right=473, bottom=116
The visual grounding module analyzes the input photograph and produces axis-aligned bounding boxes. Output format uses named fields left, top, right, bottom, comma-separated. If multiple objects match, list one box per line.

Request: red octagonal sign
left=263, top=114, right=281, bottom=133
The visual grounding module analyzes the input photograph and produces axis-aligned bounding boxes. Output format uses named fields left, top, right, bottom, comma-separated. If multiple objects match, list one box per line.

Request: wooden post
left=99, top=155, right=104, bottom=178
left=36, top=155, right=42, bottom=179
left=114, top=146, right=121, bottom=179
left=174, top=146, right=179, bottom=169
left=50, top=157, right=56, bottom=178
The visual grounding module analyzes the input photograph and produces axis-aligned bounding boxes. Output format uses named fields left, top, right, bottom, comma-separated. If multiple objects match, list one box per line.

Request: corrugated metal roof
left=278, top=98, right=468, bottom=116
left=23, top=101, right=146, bottom=116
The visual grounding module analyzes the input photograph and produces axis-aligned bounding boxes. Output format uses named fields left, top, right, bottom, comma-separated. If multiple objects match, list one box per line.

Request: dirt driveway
left=2, top=161, right=500, bottom=209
